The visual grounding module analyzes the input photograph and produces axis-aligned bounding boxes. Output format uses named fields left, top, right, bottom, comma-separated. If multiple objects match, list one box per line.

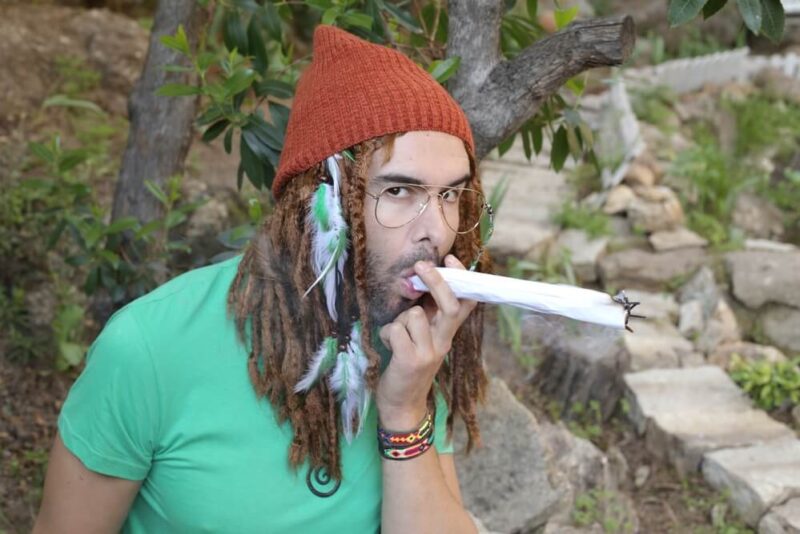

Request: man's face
left=363, top=131, right=472, bottom=325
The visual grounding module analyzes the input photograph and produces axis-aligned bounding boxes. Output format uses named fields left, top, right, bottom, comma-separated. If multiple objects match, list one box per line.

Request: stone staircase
left=624, top=366, right=800, bottom=529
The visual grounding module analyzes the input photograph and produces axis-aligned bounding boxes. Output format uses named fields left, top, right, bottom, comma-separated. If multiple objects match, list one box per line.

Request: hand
left=376, top=254, right=477, bottom=429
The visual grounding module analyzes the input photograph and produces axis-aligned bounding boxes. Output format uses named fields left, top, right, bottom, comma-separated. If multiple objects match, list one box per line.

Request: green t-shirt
left=58, top=255, right=453, bottom=533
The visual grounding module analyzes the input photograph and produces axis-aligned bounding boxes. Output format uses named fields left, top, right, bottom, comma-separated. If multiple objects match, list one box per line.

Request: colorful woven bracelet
left=380, top=433, right=435, bottom=461
left=377, top=411, right=434, bottom=448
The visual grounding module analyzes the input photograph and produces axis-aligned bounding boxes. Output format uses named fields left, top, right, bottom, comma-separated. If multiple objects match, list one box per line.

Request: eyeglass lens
left=375, top=185, right=484, bottom=233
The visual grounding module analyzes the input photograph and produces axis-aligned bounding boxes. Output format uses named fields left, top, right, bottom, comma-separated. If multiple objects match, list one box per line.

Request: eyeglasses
left=365, top=184, right=488, bottom=234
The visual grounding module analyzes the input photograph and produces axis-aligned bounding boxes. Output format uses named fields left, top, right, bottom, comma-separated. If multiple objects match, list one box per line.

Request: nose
left=412, top=194, right=454, bottom=248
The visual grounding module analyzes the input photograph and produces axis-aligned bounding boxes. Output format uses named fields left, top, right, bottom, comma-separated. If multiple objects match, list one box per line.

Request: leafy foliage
left=730, top=355, right=800, bottom=411
left=667, top=0, right=785, bottom=42
left=553, top=201, right=610, bottom=239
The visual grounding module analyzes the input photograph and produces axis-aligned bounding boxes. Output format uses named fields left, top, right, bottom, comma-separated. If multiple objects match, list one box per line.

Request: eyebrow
left=373, top=173, right=471, bottom=188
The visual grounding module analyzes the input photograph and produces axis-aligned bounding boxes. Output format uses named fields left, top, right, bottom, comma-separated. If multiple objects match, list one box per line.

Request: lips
left=399, top=275, right=425, bottom=300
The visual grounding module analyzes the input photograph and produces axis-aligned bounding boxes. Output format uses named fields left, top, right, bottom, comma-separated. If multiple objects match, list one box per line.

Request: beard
left=364, top=247, right=439, bottom=326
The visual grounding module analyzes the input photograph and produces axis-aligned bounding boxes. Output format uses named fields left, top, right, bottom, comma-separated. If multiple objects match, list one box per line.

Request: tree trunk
left=447, top=0, right=636, bottom=160
left=111, top=0, right=205, bottom=224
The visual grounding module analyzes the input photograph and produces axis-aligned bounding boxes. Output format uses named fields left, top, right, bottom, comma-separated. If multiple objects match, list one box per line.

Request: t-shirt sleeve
left=58, top=307, right=160, bottom=480
left=433, top=387, right=454, bottom=455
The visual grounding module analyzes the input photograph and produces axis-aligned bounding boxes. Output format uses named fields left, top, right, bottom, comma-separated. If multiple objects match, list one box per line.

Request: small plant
left=572, top=489, right=635, bottom=533
left=729, top=355, right=800, bottom=411
left=0, top=287, right=40, bottom=362
left=553, top=201, right=610, bottom=239
left=566, top=400, right=604, bottom=442
left=631, top=85, right=678, bottom=132
left=726, top=94, right=800, bottom=159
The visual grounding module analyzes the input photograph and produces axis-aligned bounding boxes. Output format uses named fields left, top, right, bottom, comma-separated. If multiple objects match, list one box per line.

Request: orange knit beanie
left=272, top=25, right=475, bottom=199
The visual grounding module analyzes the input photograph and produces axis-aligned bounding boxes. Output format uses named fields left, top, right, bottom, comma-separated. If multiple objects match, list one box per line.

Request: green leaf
left=197, top=51, right=217, bottom=73
left=703, top=0, right=728, bottom=18
left=566, top=126, right=582, bottom=159
left=381, top=1, right=423, bottom=33
left=342, top=11, right=374, bottom=30
left=28, top=141, right=54, bottom=164
left=223, top=10, right=249, bottom=55
left=527, top=0, right=538, bottom=19
left=159, top=24, right=190, bottom=55
left=240, top=132, right=265, bottom=189
left=165, top=211, right=187, bottom=229
left=156, top=83, right=202, bottom=97
left=306, top=0, right=333, bottom=10
left=255, top=79, right=295, bottom=99
left=736, top=0, right=762, bottom=33
left=260, top=2, right=283, bottom=40
left=43, top=94, right=104, bottom=114
left=223, top=68, right=256, bottom=96
left=161, top=64, right=194, bottom=73
left=223, top=127, right=234, bottom=154
left=497, top=133, right=515, bottom=157
left=531, top=124, right=543, bottom=154
left=667, top=0, right=707, bottom=26
left=242, top=126, right=280, bottom=167
left=58, top=341, right=86, bottom=367
left=203, top=119, right=230, bottom=143
left=428, top=56, right=461, bottom=84
left=247, top=16, right=269, bottom=74
left=521, top=126, right=533, bottom=160
left=58, top=149, right=90, bottom=173
left=322, top=6, right=341, bottom=25
left=106, top=217, right=140, bottom=235
left=554, top=6, right=579, bottom=29
left=144, top=180, right=169, bottom=206
left=551, top=126, right=569, bottom=172
left=759, top=0, right=785, bottom=43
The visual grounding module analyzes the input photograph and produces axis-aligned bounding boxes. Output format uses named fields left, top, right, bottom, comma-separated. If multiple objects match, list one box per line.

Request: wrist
left=377, top=404, right=428, bottom=431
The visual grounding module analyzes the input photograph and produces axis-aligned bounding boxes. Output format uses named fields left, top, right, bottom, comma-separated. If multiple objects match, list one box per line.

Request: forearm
left=381, top=449, right=477, bottom=534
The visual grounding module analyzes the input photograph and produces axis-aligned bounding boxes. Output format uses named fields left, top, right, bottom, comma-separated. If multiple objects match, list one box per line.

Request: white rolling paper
left=409, top=268, right=626, bottom=330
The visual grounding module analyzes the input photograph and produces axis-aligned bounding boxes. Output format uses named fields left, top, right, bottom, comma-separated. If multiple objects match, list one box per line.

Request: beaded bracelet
left=377, top=411, right=435, bottom=461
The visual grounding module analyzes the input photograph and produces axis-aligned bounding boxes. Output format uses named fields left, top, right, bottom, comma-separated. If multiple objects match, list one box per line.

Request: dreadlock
left=227, top=134, right=489, bottom=481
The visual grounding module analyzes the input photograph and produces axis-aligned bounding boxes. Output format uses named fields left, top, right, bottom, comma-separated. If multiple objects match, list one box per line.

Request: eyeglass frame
left=363, top=182, right=494, bottom=271
left=364, top=183, right=487, bottom=234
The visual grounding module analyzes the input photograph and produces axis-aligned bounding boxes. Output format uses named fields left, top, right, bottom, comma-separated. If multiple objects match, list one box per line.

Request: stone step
left=702, top=439, right=800, bottom=527
left=624, top=366, right=794, bottom=476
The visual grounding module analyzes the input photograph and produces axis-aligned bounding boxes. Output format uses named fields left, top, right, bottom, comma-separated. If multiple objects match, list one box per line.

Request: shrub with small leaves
left=729, top=354, right=800, bottom=411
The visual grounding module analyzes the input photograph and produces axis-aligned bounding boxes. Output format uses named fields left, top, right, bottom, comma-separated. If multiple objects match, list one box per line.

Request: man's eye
left=385, top=186, right=411, bottom=198
left=441, top=189, right=460, bottom=203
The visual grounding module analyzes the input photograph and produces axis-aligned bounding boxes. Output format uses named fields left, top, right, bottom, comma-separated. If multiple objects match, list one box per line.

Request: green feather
left=318, top=337, right=338, bottom=377
left=312, top=184, right=330, bottom=231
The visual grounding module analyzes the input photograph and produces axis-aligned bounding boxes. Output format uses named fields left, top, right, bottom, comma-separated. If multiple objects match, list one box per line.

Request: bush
left=729, top=355, right=800, bottom=411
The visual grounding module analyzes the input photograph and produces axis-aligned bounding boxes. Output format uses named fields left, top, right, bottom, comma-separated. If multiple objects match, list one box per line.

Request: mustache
left=391, top=248, right=440, bottom=275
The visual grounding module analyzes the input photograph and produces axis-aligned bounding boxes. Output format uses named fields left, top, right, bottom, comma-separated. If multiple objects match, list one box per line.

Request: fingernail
left=445, top=254, right=457, bottom=266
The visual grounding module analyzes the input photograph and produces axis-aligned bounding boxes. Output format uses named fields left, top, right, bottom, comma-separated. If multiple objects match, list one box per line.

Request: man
left=35, top=24, right=489, bottom=533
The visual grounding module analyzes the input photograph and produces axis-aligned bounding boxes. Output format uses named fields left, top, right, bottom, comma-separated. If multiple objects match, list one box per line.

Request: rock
left=551, top=230, right=609, bottom=283
left=540, top=421, right=612, bottom=508
left=676, top=266, right=719, bottom=319
left=634, top=465, right=651, bottom=489
left=708, top=341, right=787, bottom=370
left=762, top=306, right=800, bottom=353
left=649, top=227, right=708, bottom=251
left=620, top=290, right=678, bottom=324
left=481, top=142, right=567, bottom=261
left=625, top=367, right=794, bottom=476
left=703, top=438, right=800, bottom=526
left=624, top=162, right=657, bottom=187
left=695, top=298, right=741, bottom=355
left=454, top=377, right=562, bottom=533
left=679, top=300, right=705, bottom=338
left=623, top=321, right=695, bottom=371
left=542, top=522, right=604, bottom=534
left=606, top=445, right=629, bottom=491
left=599, top=248, right=708, bottom=292
left=731, top=192, right=785, bottom=240
left=470, top=512, right=504, bottom=534
left=745, top=239, right=798, bottom=253
left=726, top=251, right=800, bottom=309
left=759, top=497, right=800, bottom=534
left=603, top=185, right=635, bottom=215
left=681, top=351, right=707, bottom=368
left=533, top=323, right=629, bottom=421
left=628, top=186, right=685, bottom=233
left=755, top=67, right=800, bottom=106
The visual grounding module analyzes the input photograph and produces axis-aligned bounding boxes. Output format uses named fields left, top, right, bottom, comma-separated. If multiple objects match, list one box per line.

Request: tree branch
left=447, top=4, right=635, bottom=160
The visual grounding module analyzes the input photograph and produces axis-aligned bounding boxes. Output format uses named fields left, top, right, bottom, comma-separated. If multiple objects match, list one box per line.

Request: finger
left=393, top=306, right=434, bottom=357
left=379, top=321, right=415, bottom=357
left=414, top=261, right=461, bottom=321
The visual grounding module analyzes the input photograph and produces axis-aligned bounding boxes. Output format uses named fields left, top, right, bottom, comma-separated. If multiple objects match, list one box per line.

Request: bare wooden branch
left=111, top=0, right=206, bottom=224
left=447, top=2, right=635, bottom=160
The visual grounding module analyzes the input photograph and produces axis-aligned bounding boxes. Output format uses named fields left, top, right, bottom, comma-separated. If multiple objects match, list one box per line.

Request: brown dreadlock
left=227, top=133, right=489, bottom=480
